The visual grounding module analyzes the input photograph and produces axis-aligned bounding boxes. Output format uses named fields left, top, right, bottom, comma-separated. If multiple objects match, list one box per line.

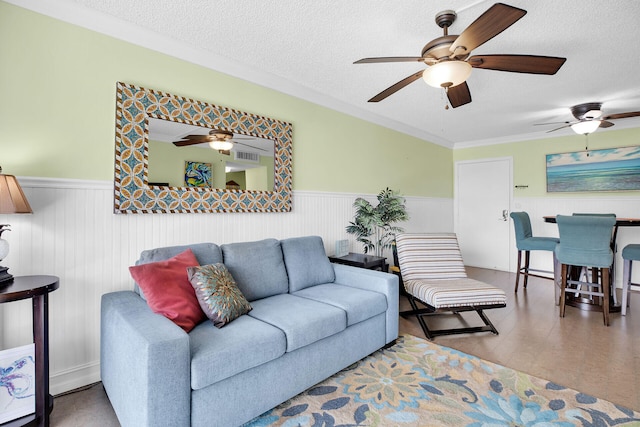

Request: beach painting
left=546, top=146, right=640, bottom=192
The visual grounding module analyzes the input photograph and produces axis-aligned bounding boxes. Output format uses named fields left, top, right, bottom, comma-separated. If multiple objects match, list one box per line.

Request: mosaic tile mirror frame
left=114, top=81, right=293, bottom=213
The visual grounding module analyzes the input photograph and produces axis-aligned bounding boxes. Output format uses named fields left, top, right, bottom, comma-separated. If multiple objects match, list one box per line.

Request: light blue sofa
left=100, top=236, right=399, bottom=427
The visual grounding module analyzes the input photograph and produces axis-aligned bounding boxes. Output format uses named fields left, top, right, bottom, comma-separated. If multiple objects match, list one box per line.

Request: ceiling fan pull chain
left=585, top=134, right=590, bottom=156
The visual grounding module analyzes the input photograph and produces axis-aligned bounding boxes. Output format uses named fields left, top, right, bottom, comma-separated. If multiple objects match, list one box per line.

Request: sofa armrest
left=332, top=264, right=399, bottom=343
left=100, top=291, right=191, bottom=427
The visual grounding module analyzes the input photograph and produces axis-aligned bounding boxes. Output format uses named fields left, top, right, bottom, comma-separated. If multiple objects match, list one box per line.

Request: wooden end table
left=0, top=275, right=59, bottom=427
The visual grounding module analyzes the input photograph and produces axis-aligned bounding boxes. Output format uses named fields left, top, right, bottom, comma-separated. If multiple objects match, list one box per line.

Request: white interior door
left=455, top=157, right=512, bottom=271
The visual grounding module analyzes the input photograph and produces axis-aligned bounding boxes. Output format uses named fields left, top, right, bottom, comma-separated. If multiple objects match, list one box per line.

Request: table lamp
left=0, top=166, right=33, bottom=284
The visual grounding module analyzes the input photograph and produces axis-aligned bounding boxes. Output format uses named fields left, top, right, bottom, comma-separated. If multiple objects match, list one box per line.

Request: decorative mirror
left=114, top=82, right=293, bottom=213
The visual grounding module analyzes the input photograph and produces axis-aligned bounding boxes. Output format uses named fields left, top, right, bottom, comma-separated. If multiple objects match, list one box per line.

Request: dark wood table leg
left=0, top=276, right=58, bottom=427
left=32, top=293, right=50, bottom=427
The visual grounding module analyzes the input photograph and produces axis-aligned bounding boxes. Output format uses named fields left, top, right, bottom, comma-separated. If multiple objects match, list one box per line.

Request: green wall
left=454, top=128, right=640, bottom=197
left=0, top=2, right=452, bottom=198
left=226, top=171, right=246, bottom=190
left=7, top=2, right=634, bottom=199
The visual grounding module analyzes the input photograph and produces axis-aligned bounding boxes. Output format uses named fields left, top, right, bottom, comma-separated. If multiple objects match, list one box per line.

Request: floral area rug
left=245, top=334, right=640, bottom=426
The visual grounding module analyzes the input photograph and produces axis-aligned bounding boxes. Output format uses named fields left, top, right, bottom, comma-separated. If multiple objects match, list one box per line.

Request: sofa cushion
left=281, top=236, right=335, bottom=292
left=134, top=243, right=222, bottom=298
left=186, top=263, right=252, bottom=328
left=128, top=249, right=205, bottom=332
left=221, top=239, right=289, bottom=301
left=137, top=242, right=223, bottom=266
left=293, top=284, right=387, bottom=326
left=189, top=315, right=286, bottom=390
left=248, top=294, right=346, bottom=352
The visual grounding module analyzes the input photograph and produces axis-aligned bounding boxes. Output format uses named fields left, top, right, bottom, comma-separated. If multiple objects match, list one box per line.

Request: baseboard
left=50, top=361, right=101, bottom=395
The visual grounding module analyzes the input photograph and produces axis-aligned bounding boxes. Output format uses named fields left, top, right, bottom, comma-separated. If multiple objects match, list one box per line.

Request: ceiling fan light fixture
left=422, top=60, right=472, bottom=89
left=209, top=139, right=234, bottom=151
left=571, top=120, right=600, bottom=135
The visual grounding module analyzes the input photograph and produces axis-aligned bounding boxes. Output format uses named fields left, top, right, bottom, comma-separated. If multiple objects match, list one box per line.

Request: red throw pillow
left=129, top=249, right=206, bottom=332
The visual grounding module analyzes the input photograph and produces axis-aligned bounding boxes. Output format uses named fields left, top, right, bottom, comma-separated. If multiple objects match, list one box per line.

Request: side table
left=329, top=252, right=387, bottom=271
left=0, top=275, right=59, bottom=427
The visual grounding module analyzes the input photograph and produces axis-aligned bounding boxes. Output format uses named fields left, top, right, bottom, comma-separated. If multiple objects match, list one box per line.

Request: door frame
left=454, top=156, right=513, bottom=271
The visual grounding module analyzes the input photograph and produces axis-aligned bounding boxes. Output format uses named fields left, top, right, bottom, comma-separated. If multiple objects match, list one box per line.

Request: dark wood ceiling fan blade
left=450, top=3, right=526, bottom=55
left=173, top=140, right=206, bottom=147
left=602, top=111, right=640, bottom=120
left=354, top=57, right=424, bottom=64
left=368, top=70, right=424, bottom=102
left=181, top=135, right=211, bottom=141
left=469, top=54, right=566, bottom=74
left=447, top=82, right=472, bottom=108
left=599, top=120, right=615, bottom=128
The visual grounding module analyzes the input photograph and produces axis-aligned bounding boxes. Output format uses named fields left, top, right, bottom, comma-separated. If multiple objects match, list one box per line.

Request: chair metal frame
left=400, top=296, right=504, bottom=340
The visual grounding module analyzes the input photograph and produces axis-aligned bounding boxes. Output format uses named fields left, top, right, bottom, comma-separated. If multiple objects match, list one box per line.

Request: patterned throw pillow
left=187, top=263, right=252, bottom=328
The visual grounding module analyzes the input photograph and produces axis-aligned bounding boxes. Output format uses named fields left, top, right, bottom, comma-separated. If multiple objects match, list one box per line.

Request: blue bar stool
left=573, top=213, right=618, bottom=305
left=555, top=215, right=616, bottom=326
left=510, top=212, right=559, bottom=292
left=622, top=244, right=640, bottom=316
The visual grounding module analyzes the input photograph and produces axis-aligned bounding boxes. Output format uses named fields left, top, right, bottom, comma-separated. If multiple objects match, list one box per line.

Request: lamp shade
left=209, top=140, right=234, bottom=151
left=571, top=120, right=600, bottom=135
left=0, top=173, right=32, bottom=214
left=422, top=61, right=472, bottom=88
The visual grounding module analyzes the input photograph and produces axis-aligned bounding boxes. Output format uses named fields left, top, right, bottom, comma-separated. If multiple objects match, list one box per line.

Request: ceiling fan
left=538, top=102, right=640, bottom=134
left=354, top=3, right=566, bottom=108
left=172, top=130, right=269, bottom=153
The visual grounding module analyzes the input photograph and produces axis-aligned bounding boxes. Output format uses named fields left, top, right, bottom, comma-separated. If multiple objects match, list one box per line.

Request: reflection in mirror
left=147, top=118, right=275, bottom=191
left=113, top=81, right=292, bottom=214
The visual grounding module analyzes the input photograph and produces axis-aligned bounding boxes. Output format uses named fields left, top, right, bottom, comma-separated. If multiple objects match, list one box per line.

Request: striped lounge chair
left=395, top=233, right=507, bottom=340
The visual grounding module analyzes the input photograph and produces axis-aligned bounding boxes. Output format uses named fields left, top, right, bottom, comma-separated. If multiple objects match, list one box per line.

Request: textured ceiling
left=11, top=0, right=640, bottom=148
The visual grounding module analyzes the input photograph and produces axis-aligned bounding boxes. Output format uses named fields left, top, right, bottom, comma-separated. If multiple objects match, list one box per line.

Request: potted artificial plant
left=346, top=188, right=409, bottom=257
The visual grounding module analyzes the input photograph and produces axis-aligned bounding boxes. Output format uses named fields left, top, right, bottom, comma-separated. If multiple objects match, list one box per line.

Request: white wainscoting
left=2, top=178, right=638, bottom=394
left=0, top=178, right=453, bottom=394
